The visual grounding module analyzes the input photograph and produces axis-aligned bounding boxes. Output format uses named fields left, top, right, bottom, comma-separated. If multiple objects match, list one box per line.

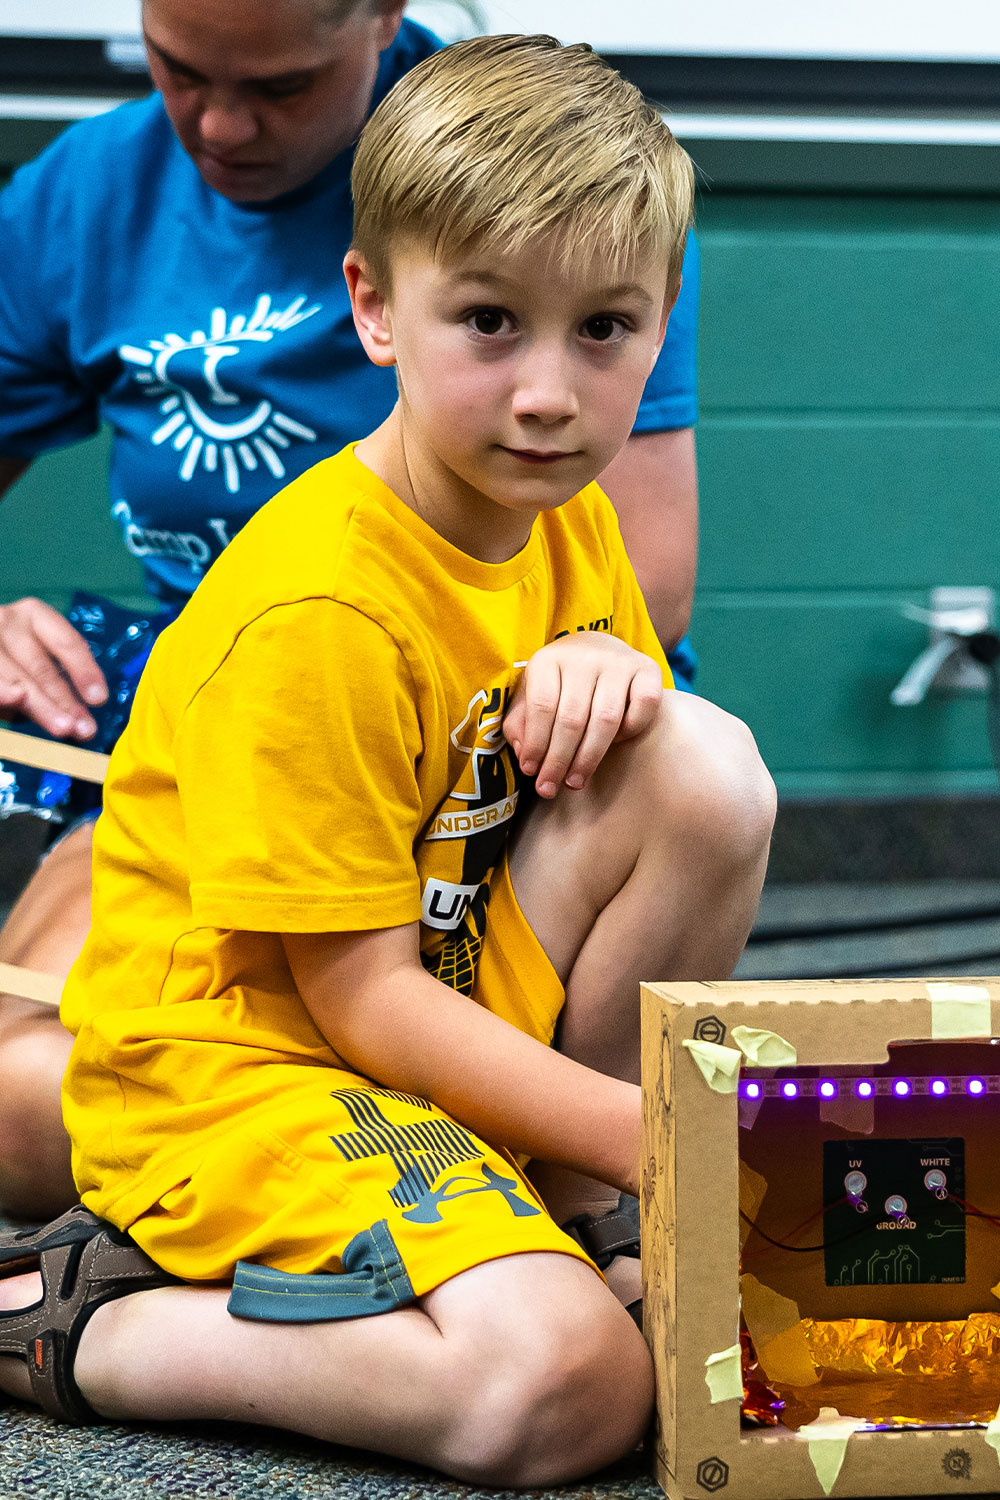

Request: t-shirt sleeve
left=0, top=153, right=99, bottom=457
left=633, top=232, right=700, bottom=435
left=174, top=599, right=425, bottom=932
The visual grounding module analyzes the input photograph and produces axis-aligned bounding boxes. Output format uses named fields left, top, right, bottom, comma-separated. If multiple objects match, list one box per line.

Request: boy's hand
left=503, top=633, right=663, bottom=798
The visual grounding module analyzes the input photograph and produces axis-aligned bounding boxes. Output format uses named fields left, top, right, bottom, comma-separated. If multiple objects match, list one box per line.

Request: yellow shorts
left=127, top=855, right=596, bottom=1320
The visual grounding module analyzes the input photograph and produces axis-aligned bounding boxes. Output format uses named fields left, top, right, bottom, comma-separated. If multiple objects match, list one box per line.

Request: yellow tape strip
left=704, top=1343, right=743, bottom=1404
left=927, top=981, right=992, bottom=1040
left=797, top=1407, right=866, bottom=1496
left=0, top=961, right=62, bottom=1008
left=740, top=1273, right=819, bottom=1387
left=0, top=725, right=108, bottom=786
left=738, top=1161, right=768, bottom=1249
left=731, top=1025, right=797, bottom=1068
left=681, top=1039, right=742, bottom=1093
left=985, top=1404, right=1000, bottom=1468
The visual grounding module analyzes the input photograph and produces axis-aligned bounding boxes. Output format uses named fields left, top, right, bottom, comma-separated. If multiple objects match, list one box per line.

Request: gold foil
left=750, top=1315, right=1000, bottom=1430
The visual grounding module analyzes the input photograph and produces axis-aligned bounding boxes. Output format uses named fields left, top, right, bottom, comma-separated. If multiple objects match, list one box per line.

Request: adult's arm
left=598, top=425, right=698, bottom=653
left=0, top=453, right=107, bottom=736
left=284, top=922, right=642, bottom=1198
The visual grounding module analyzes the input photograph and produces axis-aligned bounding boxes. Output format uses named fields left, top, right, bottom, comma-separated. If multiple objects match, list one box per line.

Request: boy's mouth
left=503, top=448, right=577, bottom=465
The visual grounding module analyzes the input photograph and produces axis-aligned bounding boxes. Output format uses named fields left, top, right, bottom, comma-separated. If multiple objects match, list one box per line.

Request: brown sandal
left=562, top=1193, right=643, bottom=1330
left=0, top=1203, right=180, bottom=1423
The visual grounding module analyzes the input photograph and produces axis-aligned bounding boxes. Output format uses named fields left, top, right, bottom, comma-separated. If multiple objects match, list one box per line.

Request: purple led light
left=782, top=1081, right=799, bottom=1099
left=856, top=1080, right=874, bottom=1098
left=819, top=1080, right=838, bottom=1098
left=968, top=1078, right=986, bottom=1096
left=743, top=1082, right=762, bottom=1100
left=893, top=1079, right=912, bottom=1097
left=930, top=1079, right=948, bottom=1096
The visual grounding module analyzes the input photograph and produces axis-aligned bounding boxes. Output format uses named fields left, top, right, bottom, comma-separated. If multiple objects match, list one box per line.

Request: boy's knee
left=446, top=1305, right=653, bottom=1486
left=654, top=692, right=776, bottom=861
left=0, top=1020, right=75, bottom=1219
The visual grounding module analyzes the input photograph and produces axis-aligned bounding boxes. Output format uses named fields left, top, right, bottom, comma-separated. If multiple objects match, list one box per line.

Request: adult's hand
left=0, top=597, right=107, bottom=739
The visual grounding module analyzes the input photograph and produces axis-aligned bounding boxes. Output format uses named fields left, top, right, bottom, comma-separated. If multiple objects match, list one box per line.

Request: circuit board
left=822, top=1137, right=966, bottom=1287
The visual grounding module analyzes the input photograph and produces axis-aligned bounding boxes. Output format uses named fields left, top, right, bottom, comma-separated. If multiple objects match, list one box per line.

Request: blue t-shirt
left=0, top=20, right=699, bottom=605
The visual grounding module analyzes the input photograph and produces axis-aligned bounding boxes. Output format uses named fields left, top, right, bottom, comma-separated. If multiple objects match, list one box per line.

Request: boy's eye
left=469, top=309, right=509, bottom=336
left=582, top=316, right=623, bottom=342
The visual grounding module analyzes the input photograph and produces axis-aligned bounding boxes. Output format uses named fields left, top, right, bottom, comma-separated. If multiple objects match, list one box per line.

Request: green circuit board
left=822, top=1137, right=965, bottom=1287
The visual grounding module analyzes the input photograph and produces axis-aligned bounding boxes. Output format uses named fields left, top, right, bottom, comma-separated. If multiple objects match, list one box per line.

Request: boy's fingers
left=501, top=695, right=525, bottom=758
left=618, top=665, right=665, bottom=740
left=562, top=675, right=629, bottom=787
left=533, top=676, right=598, bottom=796
left=516, top=655, right=563, bottom=775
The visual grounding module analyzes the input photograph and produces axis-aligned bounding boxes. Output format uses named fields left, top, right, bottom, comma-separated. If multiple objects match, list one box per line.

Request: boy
left=0, top=35, right=774, bottom=1486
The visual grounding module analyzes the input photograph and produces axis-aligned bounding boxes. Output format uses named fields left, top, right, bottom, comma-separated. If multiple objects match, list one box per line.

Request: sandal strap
left=561, top=1194, right=640, bottom=1270
left=0, top=1203, right=180, bottom=1423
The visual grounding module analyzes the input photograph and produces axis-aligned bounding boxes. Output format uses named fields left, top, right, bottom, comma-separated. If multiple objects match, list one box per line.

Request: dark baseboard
left=769, top=797, right=1000, bottom=883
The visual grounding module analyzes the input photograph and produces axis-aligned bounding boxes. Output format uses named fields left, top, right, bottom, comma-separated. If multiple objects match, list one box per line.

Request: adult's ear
left=344, top=250, right=396, bottom=368
left=374, top=0, right=407, bottom=51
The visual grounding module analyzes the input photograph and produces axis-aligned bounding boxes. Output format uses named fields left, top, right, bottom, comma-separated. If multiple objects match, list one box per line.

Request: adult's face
left=142, top=0, right=405, bottom=202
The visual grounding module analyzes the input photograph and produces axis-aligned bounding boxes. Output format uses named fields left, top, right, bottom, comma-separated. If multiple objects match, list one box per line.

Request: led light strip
left=740, top=1074, right=1000, bottom=1100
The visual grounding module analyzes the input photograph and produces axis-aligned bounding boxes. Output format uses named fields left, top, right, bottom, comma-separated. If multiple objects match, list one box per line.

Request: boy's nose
left=510, top=349, right=580, bottom=425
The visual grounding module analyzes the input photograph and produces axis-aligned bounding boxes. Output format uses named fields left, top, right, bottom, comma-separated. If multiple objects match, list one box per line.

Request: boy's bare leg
left=0, top=1249, right=651, bottom=1487
left=0, top=821, right=91, bottom=1218
left=513, top=690, right=775, bottom=1278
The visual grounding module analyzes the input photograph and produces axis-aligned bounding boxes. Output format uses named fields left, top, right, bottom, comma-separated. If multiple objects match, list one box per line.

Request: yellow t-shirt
left=62, top=445, right=670, bottom=1224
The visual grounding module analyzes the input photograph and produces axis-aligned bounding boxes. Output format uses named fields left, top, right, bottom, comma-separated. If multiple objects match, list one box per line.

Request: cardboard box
left=640, top=978, right=1000, bottom=1500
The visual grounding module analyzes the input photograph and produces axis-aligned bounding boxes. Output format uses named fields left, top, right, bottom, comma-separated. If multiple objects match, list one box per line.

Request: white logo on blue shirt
left=119, top=294, right=321, bottom=494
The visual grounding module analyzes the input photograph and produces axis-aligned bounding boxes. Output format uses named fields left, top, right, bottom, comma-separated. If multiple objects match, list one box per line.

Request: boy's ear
left=649, top=277, right=682, bottom=374
left=344, top=250, right=397, bottom=368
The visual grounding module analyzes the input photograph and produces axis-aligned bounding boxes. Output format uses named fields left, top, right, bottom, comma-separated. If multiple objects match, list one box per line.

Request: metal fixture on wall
left=890, top=586, right=996, bottom=706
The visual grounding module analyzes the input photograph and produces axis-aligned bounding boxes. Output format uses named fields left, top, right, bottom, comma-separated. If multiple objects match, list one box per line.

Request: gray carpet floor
left=0, top=1401, right=658, bottom=1499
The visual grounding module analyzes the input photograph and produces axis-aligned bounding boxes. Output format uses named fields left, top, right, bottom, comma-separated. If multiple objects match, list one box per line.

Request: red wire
left=947, top=1194, right=1000, bottom=1231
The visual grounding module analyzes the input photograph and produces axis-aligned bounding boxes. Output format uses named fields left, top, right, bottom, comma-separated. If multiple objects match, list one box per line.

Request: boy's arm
left=283, top=921, right=641, bottom=1198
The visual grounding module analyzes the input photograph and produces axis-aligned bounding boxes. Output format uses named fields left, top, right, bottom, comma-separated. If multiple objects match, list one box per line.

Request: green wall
left=2, top=126, right=998, bottom=796
left=693, top=192, right=1000, bottom=796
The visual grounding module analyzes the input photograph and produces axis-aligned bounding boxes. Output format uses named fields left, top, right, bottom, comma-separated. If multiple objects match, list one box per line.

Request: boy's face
left=346, top=236, right=672, bottom=558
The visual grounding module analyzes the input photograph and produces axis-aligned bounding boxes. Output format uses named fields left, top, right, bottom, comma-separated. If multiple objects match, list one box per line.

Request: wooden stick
left=0, top=961, right=62, bottom=1008
left=0, top=725, right=109, bottom=785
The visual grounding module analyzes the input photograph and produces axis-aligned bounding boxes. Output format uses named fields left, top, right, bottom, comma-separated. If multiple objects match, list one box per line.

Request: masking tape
left=0, top=725, right=109, bottom=785
left=798, top=1408, right=866, bottom=1496
left=0, top=961, right=62, bottom=1008
left=738, top=1161, right=768, bottom=1249
left=704, top=1343, right=743, bottom=1404
left=820, top=1088, right=875, bottom=1136
left=985, top=1404, right=1000, bottom=1468
left=681, top=1039, right=742, bottom=1093
left=731, top=1025, right=797, bottom=1068
left=738, top=1093, right=765, bottom=1131
left=927, top=981, right=992, bottom=1040
left=740, top=1273, right=819, bottom=1388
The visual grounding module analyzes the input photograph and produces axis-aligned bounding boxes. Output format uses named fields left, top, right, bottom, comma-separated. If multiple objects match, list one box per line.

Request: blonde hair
left=351, top=33, right=694, bottom=294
